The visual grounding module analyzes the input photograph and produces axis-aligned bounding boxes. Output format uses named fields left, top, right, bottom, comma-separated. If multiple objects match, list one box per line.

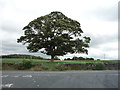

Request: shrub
left=16, top=60, right=33, bottom=70
left=30, top=66, right=43, bottom=71
left=2, top=65, right=15, bottom=70
left=92, top=63, right=105, bottom=70
left=63, top=63, right=94, bottom=70
left=55, top=64, right=70, bottom=71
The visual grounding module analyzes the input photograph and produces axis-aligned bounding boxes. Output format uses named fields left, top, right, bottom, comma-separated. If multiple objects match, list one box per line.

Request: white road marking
left=37, top=85, right=39, bottom=87
left=1, top=75, right=8, bottom=77
left=1, top=84, right=13, bottom=88
left=12, top=76, right=19, bottom=77
left=22, top=75, right=32, bottom=78
left=33, top=81, right=36, bottom=83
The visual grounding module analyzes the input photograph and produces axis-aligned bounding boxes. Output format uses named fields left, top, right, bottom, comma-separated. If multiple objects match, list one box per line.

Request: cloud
left=89, top=33, right=118, bottom=48
left=1, top=40, right=51, bottom=58
left=80, top=4, right=118, bottom=22
left=87, top=47, right=118, bottom=60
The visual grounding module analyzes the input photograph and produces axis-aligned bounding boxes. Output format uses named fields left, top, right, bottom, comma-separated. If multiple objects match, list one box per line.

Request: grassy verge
left=1, top=58, right=119, bottom=71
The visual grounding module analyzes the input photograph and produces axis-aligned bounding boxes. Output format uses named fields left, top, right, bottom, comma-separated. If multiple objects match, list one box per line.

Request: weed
left=15, top=60, right=33, bottom=70
left=92, top=63, right=105, bottom=70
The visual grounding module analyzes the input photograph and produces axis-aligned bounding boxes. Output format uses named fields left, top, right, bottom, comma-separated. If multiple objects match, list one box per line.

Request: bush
left=2, top=65, right=15, bottom=70
left=30, top=66, right=43, bottom=71
left=55, top=64, right=70, bottom=71
left=92, top=63, right=105, bottom=70
left=67, top=65, right=88, bottom=70
left=16, top=60, right=33, bottom=70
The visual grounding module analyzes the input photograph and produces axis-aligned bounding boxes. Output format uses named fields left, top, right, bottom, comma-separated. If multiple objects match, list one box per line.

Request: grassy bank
left=1, top=58, right=119, bottom=71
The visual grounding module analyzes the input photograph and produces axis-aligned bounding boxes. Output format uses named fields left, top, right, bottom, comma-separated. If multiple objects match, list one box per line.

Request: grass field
left=1, top=58, right=119, bottom=64
left=1, top=58, right=48, bottom=64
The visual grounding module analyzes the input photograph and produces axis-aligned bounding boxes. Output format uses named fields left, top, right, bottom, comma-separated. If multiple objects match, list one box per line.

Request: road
left=1, top=70, right=119, bottom=88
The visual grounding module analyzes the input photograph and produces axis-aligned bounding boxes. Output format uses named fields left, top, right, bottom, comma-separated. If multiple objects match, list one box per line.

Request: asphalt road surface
left=1, top=70, right=119, bottom=88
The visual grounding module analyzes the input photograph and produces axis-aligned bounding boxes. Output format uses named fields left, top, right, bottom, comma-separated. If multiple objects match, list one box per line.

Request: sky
left=0, top=0, right=119, bottom=60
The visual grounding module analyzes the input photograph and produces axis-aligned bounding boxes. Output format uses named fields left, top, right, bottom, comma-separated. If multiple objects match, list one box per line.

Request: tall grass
left=1, top=58, right=119, bottom=71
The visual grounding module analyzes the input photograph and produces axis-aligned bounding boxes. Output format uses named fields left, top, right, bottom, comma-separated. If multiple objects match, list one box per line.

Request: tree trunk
left=51, top=55, right=54, bottom=63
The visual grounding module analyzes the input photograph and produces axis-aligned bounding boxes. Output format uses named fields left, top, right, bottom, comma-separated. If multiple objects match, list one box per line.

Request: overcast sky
left=0, top=0, right=119, bottom=60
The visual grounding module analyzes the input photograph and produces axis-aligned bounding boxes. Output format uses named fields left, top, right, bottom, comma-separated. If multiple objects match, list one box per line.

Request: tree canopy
left=64, top=56, right=94, bottom=60
left=17, top=11, right=91, bottom=62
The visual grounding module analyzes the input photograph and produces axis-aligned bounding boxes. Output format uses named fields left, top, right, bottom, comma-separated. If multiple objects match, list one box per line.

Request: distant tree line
left=0, top=54, right=43, bottom=59
left=64, top=56, right=94, bottom=60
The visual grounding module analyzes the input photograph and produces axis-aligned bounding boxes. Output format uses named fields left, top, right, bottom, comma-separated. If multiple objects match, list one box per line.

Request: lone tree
left=17, top=11, right=91, bottom=62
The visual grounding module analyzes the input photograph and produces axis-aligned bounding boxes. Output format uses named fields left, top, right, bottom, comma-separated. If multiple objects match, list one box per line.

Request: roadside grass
left=2, top=65, right=15, bottom=70
left=1, top=58, right=119, bottom=71
left=2, top=62, right=118, bottom=71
